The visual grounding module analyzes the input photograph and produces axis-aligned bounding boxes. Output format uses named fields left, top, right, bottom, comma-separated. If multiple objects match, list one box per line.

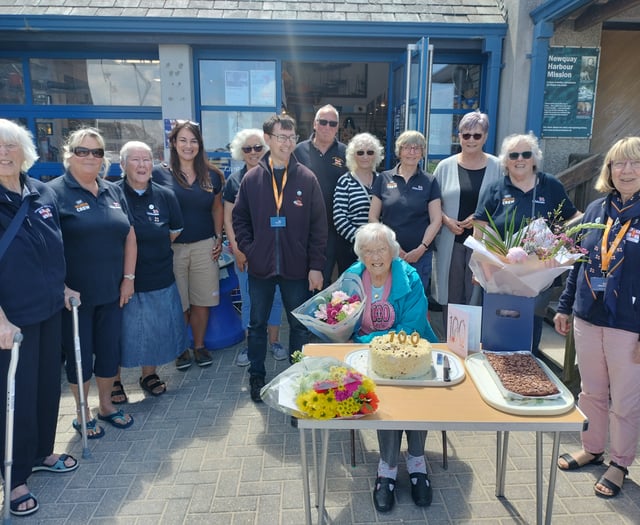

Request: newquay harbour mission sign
left=542, top=47, right=599, bottom=138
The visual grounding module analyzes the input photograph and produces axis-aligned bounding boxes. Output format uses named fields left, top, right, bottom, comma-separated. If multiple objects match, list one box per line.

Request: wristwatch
left=123, top=274, right=135, bottom=281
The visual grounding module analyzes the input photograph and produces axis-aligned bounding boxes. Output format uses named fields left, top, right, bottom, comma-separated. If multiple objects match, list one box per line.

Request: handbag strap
left=0, top=196, right=30, bottom=263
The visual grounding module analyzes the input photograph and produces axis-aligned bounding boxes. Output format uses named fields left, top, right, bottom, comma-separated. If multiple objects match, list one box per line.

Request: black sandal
left=557, top=450, right=604, bottom=471
left=139, top=374, right=166, bottom=396
left=111, top=380, right=128, bottom=404
left=594, top=461, right=628, bottom=498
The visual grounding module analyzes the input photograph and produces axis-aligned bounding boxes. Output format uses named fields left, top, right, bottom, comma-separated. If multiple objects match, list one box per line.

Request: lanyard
left=600, top=216, right=631, bottom=274
left=269, top=157, right=288, bottom=216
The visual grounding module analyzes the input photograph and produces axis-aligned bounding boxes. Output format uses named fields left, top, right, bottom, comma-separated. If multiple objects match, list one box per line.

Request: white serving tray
left=465, top=352, right=575, bottom=416
left=344, top=347, right=465, bottom=387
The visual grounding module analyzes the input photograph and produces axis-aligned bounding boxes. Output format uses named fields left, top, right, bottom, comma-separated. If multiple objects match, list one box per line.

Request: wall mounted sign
left=542, top=47, right=599, bottom=138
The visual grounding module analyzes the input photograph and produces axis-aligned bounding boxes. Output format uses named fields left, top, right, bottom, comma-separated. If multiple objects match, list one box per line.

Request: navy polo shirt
left=222, top=166, right=247, bottom=204
left=0, top=175, right=66, bottom=326
left=294, top=135, right=347, bottom=230
left=475, top=172, right=577, bottom=232
left=118, top=180, right=184, bottom=293
left=152, top=165, right=222, bottom=244
left=372, top=166, right=441, bottom=252
left=48, top=171, right=132, bottom=305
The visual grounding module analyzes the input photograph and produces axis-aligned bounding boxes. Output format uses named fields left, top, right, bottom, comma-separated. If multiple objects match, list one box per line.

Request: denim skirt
left=121, top=282, right=187, bottom=367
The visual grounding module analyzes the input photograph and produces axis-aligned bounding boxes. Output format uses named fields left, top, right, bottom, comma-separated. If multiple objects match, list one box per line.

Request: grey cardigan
left=431, top=153, right=502, bottom=305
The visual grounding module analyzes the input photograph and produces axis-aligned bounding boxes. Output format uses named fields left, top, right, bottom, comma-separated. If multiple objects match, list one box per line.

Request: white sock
left=377, top=459, right=398, bottom=480
left=406, top=454, right=427, bottom=477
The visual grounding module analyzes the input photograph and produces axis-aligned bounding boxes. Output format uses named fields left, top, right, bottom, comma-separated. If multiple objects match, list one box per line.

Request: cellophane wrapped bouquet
left=464, top=207, right=604, bottom=297
left=292, top=273, right=365, bottom=342
left=261, top=356, right=379, bottom=419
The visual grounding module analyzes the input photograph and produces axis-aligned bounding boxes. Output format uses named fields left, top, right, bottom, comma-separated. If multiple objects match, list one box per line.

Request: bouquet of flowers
left=465, top=207, right=604, bottom=297
left=261, top=356, right=379, bottom=419
left=292, top=273, right=366, bottom=342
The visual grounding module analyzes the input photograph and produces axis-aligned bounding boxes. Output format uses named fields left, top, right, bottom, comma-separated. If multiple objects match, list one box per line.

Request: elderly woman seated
left=344, top=222, right=438, bottom=513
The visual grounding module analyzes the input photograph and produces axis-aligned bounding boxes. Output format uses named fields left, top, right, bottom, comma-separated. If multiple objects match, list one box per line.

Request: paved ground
left=6, top=321, right=640, bottom=524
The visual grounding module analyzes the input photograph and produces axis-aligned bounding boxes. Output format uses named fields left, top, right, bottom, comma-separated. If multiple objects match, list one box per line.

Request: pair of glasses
left=241, top=145, right=264, bottom=153
left=402, top=145, right=423, bottom=153
left=0, top=143, right=19, bottom=152
left=356, top=150, right=375, bottom=156
left=175, top=119, right=200, bottom=127
left=316, top=119, right=338, bottom=128
left=461, top=133, right=483, bottom=140
left=508, top=151, right=533, bottom=160
left=362, top=247, right=389, bottom=257
left=611, top=159, right=640, bottom=171
left=269, top=133, right=299, bottom=144
left=73, top=147, right=105, bottom=158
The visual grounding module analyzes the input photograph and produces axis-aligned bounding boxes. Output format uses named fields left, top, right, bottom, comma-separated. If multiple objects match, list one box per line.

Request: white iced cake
left=369, top=331, right=432, bottom=379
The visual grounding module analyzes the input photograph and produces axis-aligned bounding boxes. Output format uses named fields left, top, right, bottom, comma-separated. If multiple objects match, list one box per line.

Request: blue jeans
left=410, top=250, right=433, bottom=297
left=235, top=261, right=283, bottom=330
left=247, top=275, right=311, bottom=378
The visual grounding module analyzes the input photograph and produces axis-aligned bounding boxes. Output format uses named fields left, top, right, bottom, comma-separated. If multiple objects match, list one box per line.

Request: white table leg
left=317, top=428, right=330, bottom=525
left=300, top=428, right=312, bottom=525
left=495, top=431, right=509, bottom=496
left=536, top=431, right=543, bottom=525
left=545, top=432, right=561, bottom=525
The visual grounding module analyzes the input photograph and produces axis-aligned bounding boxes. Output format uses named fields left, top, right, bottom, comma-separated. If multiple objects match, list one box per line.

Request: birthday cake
left=369, top=330, right=432, bottom=379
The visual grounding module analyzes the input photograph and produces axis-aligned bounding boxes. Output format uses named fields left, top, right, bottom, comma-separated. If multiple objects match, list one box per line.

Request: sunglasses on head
left=73, top=146, right=105, bottom=158
left=316, top=119, right=338, bottom=128
left=356, top=150, right=375, bottom=156
left=461, top=133, right=483, bottom=140
left=241, top=145, right=264, bottom=153
left=508, top=151, right=533, bottom=160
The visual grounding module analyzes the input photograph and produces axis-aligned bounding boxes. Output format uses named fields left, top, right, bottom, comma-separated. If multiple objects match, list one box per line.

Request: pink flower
left=506, top=246, right=528, bottom=263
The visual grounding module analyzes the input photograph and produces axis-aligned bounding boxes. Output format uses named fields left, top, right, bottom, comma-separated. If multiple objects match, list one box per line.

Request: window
left=30, top=59, right=161, bottom=106
left=0, top=59, right=25, bottom=104
left=198, top=60, right=277, bottom=153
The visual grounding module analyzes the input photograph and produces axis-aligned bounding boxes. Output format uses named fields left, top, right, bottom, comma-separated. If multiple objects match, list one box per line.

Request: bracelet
left=421, top=242, right=429, bottom=250
left=123, top=274, right=135, bottom=281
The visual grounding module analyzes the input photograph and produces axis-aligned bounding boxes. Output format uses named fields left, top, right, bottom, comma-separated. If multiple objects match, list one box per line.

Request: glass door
left=388, top=37, right=433, bottom=165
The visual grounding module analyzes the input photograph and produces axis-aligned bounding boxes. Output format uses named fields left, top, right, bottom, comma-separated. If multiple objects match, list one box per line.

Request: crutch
left=69, top=298, right=90, bottom=459
left=3, top=331, right=23, bottom=524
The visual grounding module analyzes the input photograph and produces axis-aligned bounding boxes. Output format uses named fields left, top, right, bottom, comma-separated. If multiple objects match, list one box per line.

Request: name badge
left=270, top=216, right=286, bottom=228
left=591, top=276, right=607, bottom=292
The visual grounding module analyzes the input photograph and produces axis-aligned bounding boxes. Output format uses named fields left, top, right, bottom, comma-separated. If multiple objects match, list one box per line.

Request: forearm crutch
left=69, top=298, right=90, bottom=459
left=3, top=332, right=23, bottom=524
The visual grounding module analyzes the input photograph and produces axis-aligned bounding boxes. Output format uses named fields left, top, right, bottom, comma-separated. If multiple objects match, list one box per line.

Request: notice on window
left=224, top=71, right=250, bottom=106
left=542, top=47, right=599, bottom=138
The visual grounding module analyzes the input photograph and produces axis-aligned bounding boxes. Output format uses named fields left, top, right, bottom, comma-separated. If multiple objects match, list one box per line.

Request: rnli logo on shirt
left=331, top=157, right=344, bottom=168
left=293, top=190, right=303, bottom=207
left=35, top=205, right=53, bottom=220
left=74, top=200, right=90, bottom=212
left=146, top=204, right=160, bottom=223
left=534, top=196, right=546, bottom=205
left=109, top=201, right=122, bottom=209
left=386, top=181, right=398, bottom=190
left=626, top=228, right=640, bottom=243
left=501, top=196, right=515, bottom=206
left=411, top=185, right=424, bottom=191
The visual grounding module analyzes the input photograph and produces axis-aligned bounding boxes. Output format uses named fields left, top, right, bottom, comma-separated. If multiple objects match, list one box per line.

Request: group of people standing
left=2, top=106, right=640, bottom=517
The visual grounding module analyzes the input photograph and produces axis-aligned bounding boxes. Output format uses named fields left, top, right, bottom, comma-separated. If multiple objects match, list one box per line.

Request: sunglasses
left=73, top=146, right=105, bottom=158
left=241, top=145, right=264, bottom=153
left=316, top=119, right=338, bottom=128
left=507, top=151, right=533, bottom=160
left=461, top=133, right=483, bottom=140
left=356, top=150, right=375, bottom=156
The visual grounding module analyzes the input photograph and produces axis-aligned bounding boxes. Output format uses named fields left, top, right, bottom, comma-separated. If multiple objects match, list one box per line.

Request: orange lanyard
left=269, top=157, right=288, bottom=216
left=600, top=217, right=631, bottom=274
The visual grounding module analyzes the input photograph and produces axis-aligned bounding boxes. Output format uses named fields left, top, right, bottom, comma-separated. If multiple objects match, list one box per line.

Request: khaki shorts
left=172, top=237, right=220, bottom=310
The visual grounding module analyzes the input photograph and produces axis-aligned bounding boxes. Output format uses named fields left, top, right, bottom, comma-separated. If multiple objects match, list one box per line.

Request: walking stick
left=3, top=332, right=22, bottom=524
left=69, top=298, right=90, bottom=459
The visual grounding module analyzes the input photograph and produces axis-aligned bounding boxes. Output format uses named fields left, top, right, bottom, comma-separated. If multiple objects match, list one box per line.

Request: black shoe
left=373, top=476, right=395, bottom=513
left=409, top=472, right=432, bottom=507
left=249, top=375, right=265, bottom=403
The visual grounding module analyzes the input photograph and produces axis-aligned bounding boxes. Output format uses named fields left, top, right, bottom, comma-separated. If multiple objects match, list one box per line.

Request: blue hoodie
left=347, top=258, right=438, bottom=343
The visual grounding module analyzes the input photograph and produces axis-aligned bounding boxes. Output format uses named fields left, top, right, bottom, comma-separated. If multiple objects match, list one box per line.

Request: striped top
left=333, top=171, right=377, bottom=244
